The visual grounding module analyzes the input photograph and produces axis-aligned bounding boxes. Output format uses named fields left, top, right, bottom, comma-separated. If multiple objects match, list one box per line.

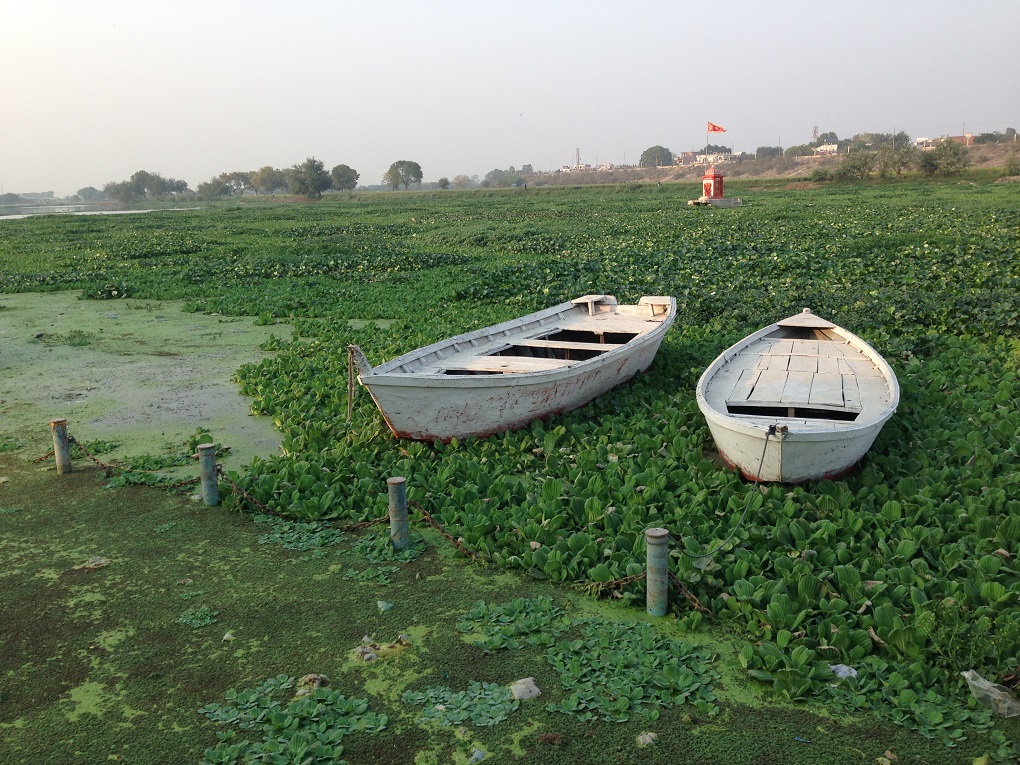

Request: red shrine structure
left=688, top=165, right=742, bottom=208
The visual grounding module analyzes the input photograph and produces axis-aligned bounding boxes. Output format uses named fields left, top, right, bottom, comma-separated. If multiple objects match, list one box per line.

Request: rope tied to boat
left=347, top=345, right=357, bottom=424
left=679, top=424, right=777, bottom=561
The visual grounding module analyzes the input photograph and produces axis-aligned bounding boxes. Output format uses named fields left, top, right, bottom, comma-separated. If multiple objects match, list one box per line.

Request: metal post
left=387, top=476, right=409, bottom=551
left=197, top=443, right=219, bottom=506
left=645, top=527, right=670, bottom=617
left=50, top=418, right=72, bottom=475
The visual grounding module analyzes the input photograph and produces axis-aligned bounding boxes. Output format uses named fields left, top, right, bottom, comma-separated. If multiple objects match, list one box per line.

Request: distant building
left=917, top=135, right=973, bottom=150
left=814, top=144, right=840, bottom=155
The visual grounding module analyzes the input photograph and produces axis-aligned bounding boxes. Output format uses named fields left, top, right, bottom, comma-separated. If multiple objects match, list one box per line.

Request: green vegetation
left=2, top=181, right=1019, bottom=762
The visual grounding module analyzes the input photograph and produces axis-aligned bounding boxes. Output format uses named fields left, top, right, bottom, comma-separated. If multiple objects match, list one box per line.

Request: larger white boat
left=696, top=309, right=899, bottom=483
left=352, top=294, right=676, bottom=442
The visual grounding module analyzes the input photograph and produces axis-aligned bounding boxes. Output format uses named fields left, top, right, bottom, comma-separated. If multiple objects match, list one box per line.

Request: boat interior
left=718, top=325, right=887, bottom=422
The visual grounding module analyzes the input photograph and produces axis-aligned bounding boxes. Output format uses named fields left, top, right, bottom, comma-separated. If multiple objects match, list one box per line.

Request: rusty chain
left=409, top=499, right=487, bottom=564
left=31, top=449, right=56, bottom=464
left=215, top=464, right=387, bottom=531
left=669, top=571, right=712, bottom=615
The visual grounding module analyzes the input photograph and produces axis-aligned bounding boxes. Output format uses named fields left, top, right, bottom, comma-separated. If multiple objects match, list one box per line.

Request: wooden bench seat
left=512, top=339, right=624, bottom=352
left=437, top=355, right=574, bottom=374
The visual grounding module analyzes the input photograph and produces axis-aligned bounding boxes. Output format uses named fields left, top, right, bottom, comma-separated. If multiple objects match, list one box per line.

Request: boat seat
left=513, top=339, right=624, bottom=352
left=437, top=356, right=574, bottom=374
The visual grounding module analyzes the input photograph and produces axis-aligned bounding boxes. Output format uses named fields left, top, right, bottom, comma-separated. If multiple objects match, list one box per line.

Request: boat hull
left=700, top=407, right=894, bottom=483
left=696, top=310, right=898, bottom=483
left=356, top=296, right=675, bottom=442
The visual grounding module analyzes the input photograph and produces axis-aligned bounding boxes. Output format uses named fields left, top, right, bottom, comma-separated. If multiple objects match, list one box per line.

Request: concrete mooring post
left=645, top=527, right=671, bottom=617
left=50, top=418, right=72, bottom=475
left=197, top=443, right=220, bottom=506
left=387, top=476, right=410, bottom=551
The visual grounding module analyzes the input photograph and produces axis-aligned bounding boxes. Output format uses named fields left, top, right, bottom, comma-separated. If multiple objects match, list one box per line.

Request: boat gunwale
left=361, top=296, right=677, bottom=383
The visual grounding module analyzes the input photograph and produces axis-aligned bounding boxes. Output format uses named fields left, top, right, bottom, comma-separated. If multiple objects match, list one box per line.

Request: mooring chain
left=213, top=465, right=389, bottom=530
left=215, top=464, right=286, bottom=519
left=409, top=499, right=487, bottom=564
left=31, top=449, right=56, bottom=464
left=668, top=571, right=712, bottom=615
left=66, top=435, right=200, bottom=488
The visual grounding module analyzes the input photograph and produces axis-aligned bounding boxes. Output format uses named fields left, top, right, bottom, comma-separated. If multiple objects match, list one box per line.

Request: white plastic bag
left=961, top=670, right=1020, bottom=717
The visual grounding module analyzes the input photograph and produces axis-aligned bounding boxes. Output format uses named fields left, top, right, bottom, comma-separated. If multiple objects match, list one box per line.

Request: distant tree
left=704, top=144, right=731, bottom=155
left=833, top=151, right=875, bottom=181
left=105, top=171, right=188, bottom=201
left=639, top=145, right=672, bottom=167
left=451, top=174, right=474, bottom=189
left=784, top=144, right=813, bottom=157
left=437, top=177, right=450, bottom=190
left=520, top=164, right=534, bottom=175
left=103, top=181, right=135, bottom=204
left=816, top=131, right=839, bottom=145
left=876, top=144, right=918, bottom=177
left=288, top=157, right=332, bottom=199
left=330, top=164, right=360, bottom=193
left=196, top=178, right=231, bottom=200
left=918, top=141, right=971, bottom=177
left=384, top=160, right=423, bottom=190
left=219, top=171, right=253, bottom=196
left=76, top=186, right=104, bottom=203
left=755, top=146, right=783, bottom=159
left=481, top=167, right=525, bottom=188
left=250, top=166, right=289, bottom=195
left=0, top=192, right=24, bottom=205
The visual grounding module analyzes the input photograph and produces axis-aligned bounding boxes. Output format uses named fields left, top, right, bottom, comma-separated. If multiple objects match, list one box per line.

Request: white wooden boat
left=696, top=309, right=899, bottom=483
left=351, top=295, right=676, bottom=441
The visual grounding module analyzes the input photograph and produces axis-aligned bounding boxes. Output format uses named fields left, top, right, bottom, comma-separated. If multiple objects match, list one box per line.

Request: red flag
left=707, top=121, right=726, bottom=133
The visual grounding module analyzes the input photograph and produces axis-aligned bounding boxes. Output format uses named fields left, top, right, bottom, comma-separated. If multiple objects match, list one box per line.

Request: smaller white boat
left=696, top=309, right=899, bottom=483
left=352, top=295, right=676, bottom=442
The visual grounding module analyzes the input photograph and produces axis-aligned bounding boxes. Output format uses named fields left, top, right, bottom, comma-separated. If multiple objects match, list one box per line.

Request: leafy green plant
left=199, top=674, right=387, bottom=764
left=545, top=619, right=719, bottom=723
left=457, top=596, right=571, bottom=650
left=403, top=681, right=519, bottom=727
left=179, top=605, right=218, bottom=629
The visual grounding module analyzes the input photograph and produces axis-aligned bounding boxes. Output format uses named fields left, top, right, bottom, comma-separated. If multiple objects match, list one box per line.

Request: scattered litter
left=962, top=670, right=1020, bottom=717
left=636, top=732, right=658, bottom=747
left=362, top=635, right=380, bottom=648
left=104, top=313, right=119, bottom=319
left=396, top=633, right=412, bottom=646
left=377, top=600, right=394, bottom=613
left=509, top=677, right=541, bottom=701
left=296, top=674, right=329, bottom=695
left=795, top=736, right=812, bottom=743
left=829, top=664, right=858, bottom=679
left=884, top=750, right=898, bottom=761
left=355, top=645, right=378, bottom=662
left=75, top=556, right=110, bottom=570
left=469, top=748, right=485, bottom=762
left=221, top=631, right=235, bottom=642
left=0, top=477, right=9, bottom=483
left=529, top=541, right=542, bottom=550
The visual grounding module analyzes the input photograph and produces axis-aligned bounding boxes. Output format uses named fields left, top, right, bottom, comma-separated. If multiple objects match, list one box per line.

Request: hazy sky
left=3, top=0, right=1018, bottom=195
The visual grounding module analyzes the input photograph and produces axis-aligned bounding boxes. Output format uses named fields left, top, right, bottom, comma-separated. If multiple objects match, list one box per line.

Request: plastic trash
left=377, top=600, right=394, bottom=613
left=636, top=732, right=658, bottom=747
left=961, top=670, right=1020, bottom=717
left=469, top=747, right=485, bottom=762
left=509, top=677, right=541, bottom=700
left=829, top=664, right=858, bottom=679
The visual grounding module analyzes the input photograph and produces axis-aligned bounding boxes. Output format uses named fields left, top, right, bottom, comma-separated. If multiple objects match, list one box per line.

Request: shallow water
left=0, top=291, right=286, bottom=469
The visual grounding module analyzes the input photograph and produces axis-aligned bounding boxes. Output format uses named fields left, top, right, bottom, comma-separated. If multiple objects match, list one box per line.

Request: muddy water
left=0, top=292, right=287, bottom=470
